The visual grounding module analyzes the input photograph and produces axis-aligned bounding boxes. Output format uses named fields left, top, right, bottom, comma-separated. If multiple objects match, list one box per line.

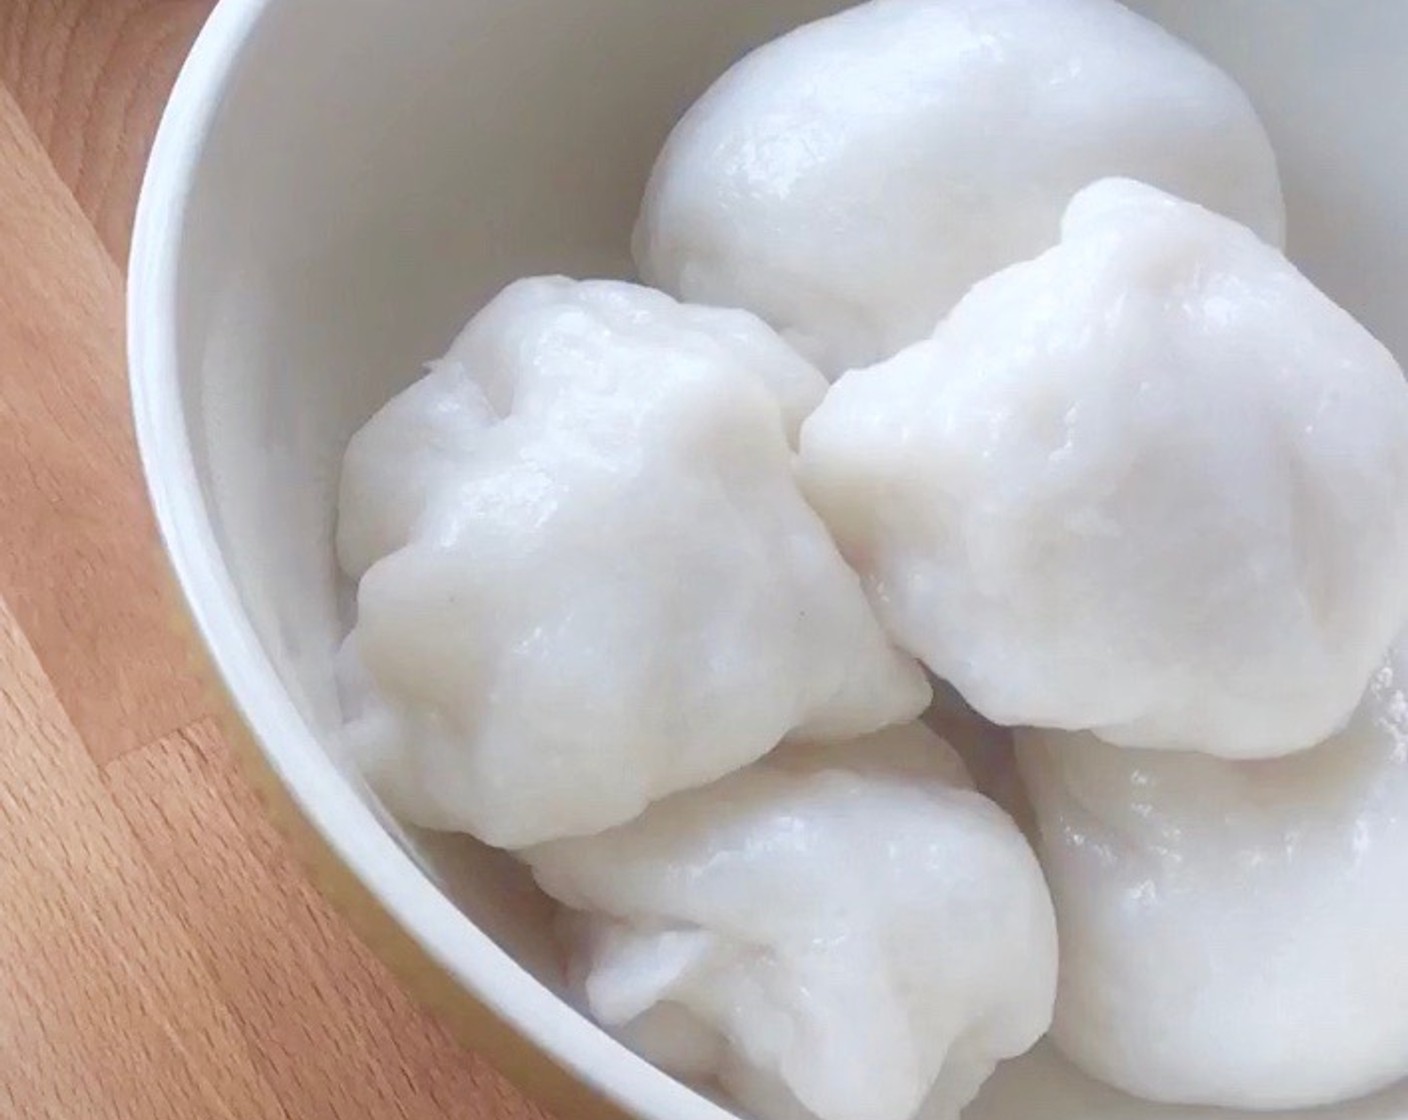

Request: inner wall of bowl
left=177, top=0, right=852, bottom=1000
left=175, top=1, right=1408, bottom=1116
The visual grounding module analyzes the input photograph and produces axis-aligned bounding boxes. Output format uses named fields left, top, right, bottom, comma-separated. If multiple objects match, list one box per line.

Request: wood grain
left=0, top=0, right=213, bottom=258
left=0, top=81, right=210, bottom=760
left=106, top=720, right=549, bottom=1120
left=0, top=8, right=550, bottom=1120
left=0, top=595, right=287, bottom=1120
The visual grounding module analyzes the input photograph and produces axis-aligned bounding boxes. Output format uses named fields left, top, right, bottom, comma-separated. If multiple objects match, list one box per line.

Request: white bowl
left=129, top=2, right=1408, bottom=1118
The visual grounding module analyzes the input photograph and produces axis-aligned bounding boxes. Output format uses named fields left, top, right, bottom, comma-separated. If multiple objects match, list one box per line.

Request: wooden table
left=0, top=5, right=546, bottom=1117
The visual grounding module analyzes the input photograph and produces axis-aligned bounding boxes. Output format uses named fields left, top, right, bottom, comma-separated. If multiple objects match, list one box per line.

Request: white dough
left=337, top=276, right=828, bottom=579
left=635, top=0, right=1284, bottom=377
left=528, top=723, right=1058, bottom=1120
left=799, top=179, right=1408, bottom=757
left=336, top=277, right=929, bottom=848
left=1017, top=636, right=1408, bottom=1110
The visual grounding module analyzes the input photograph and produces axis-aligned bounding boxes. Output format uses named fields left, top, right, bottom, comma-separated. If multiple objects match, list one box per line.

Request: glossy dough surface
left=635, top=0, right=1284, bottom=377
left=336, top=278, right=929, bottom=848
left=528, top=723, right=1058, bottom=1120
left=800, top=179, right=1408, bottom=757
left=1018, top=637, right=1408, bottom=1110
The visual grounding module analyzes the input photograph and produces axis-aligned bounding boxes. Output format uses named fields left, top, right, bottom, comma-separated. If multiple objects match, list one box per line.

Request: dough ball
left=336, top=278, right=929, bottom=848
left=635, top=0, right=1283, bottom=377
left=528, top=722, right=1058, bottom=1120
left=1018, top=635, right=1408, bottom=1109
left=800, top=179, right=1408, bottom=757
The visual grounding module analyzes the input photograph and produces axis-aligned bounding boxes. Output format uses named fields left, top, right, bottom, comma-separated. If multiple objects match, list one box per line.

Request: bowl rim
left=126, top=3, right=739, bottom=1118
